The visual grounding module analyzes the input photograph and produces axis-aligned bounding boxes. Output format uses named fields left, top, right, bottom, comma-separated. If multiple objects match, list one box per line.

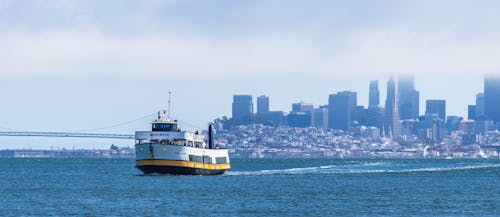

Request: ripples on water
left=1, top=158, right=499, bottom=216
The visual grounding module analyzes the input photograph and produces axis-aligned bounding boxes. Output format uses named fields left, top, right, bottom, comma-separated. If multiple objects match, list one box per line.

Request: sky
left=0, top=0, right=499, bottom=149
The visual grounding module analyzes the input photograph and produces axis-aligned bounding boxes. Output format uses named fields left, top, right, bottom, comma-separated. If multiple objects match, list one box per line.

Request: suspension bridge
left=0, top=113, right=206, bottom=141
left=0, top=113, right=155, bottom=140
left=0, top=132, right=134, bottom=139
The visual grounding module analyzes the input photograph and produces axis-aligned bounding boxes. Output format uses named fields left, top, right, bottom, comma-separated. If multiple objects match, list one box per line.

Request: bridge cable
left=71, top=113, right=155, bottom=133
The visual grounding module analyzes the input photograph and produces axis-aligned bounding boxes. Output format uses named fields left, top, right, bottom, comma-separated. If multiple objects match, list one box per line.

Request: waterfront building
left=424, top=113, right=447, bottom=142
left=401, top=119, right=418, bottom=137
left=384, top=77, right=401, bottom=138
left=363, top=126, right=380, bottom=140
left=398, top=75, right=420, bottom=120
left=484, top=75, right=500, bottom=124
left=426, top=100, right=446, bottom=121
left=232, top=95, right=253, bottom=119
left=256, top=95, right=270, bottom=114
left=462, top=133, right=479, bottom=146
left=329, top=91, right=357, bottom=131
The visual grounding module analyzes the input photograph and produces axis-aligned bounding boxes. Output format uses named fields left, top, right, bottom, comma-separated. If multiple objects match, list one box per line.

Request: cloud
left=1, top=0, right=500, bottom=79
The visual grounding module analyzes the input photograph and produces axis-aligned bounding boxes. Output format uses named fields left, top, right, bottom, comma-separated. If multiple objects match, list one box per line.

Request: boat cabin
left=152, top=121, right=178, bottom=132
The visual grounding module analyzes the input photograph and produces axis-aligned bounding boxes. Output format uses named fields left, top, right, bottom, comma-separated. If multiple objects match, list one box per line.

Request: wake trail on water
left=225, top=162, right=500, bottom=176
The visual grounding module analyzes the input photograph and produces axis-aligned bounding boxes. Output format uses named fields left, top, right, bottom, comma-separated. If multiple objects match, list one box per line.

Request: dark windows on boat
left=152, top=123, right=178, bottom=132
left=188, top=155, right=203, bottom=163
left=189, top=155, right=215, bottom=164
left=215, top=157, right=228, bottom=164
left=203, top=156, right=212, bottom=164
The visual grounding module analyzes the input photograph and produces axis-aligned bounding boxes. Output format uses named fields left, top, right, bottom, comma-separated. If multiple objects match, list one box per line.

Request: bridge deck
left=0, top=131, right=134, bottom=139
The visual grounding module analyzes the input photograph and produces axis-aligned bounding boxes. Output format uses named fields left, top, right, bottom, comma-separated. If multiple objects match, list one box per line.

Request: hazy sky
left=0, top=0, right=499, bottom=149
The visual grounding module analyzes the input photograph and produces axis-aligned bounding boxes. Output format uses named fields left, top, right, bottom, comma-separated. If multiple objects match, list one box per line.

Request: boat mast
left=168, top=91, right=172, bottom=120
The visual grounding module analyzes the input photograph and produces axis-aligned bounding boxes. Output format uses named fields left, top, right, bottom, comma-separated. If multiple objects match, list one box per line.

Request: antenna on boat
left=168, top=91, right=172, bottom=120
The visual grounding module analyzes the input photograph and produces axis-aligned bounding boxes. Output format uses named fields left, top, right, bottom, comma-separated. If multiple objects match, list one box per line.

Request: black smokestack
left=208, top=124, right=214, bottom=149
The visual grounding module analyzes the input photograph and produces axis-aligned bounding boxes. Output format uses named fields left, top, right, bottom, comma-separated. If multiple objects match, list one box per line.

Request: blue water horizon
left=1, top=158, right=499, bottom=216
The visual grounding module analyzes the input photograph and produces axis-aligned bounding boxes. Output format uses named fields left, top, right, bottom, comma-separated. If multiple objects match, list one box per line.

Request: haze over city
left=1, top=0, right=499, bottom=149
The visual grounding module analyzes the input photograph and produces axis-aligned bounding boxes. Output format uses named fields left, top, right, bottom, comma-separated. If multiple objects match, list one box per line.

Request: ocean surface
left=1, top=158, right=499, bottom=216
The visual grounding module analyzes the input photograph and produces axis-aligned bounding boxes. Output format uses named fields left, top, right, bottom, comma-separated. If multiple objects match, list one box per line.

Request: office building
left=484, top=75, right=500, bottom=124
left=475, top=93, right=485, bottom=119
left=426, top=100, right=446, bottom=121
left=446, top=116, right=462, bottom=132
left=384, top=77, right=401, bottom=138
left=291, top=102, right=314, bottom=126
left=329, top=91, right=357, bottom=131
left=256, top=95, right=270, bottom=114
left=424, top=113, right=447, bottom=142
left=398, top=75, right=419, bottom=120
left=369, top=80, right=380, bottom=109
left=313, top=106, right=329, bottom=129
left=468, top=105, right=477, bottom=120
left=287, top=112, right=311, bottom=128
left=292, top=102, right=314, bottom=113
left=261, top=111, right=285, bottom=126
left=232, top=95, right=253, bottom=119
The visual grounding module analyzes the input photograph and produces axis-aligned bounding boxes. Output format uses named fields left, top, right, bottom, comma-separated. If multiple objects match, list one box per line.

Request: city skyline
left=2, top=0, right=500, bottom=149
left=0, top=74, right=497, bottom=150
left=228, top=75, right=497, bottom=119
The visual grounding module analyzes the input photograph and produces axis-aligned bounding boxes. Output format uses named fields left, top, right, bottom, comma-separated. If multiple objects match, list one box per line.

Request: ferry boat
left=135, top=110, right=230, bottom=175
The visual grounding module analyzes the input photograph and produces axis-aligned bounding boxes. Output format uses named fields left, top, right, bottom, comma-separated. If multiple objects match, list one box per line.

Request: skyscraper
left=398, top=75, right=419, bottom=120
left=232, top=95, right=253, bottom=119
left=313, top=106, right=329, bottom=129
left=384, top=77, right=401, bottom=138
left=329, top=91, right=357, bottom=131
left=292, top=102, right=314, bottom=113
left=256, top=95, right=269, bottom=114
left=291, top=102, right=314, bottom=126
left=476, top=93, right=485, bottom=118
left=485, top=75, right=500, bottom=123
left=426, top=100, right=446, bottom=121
left=468, top=105, right=477, bottom=120
left=369, top=80, right=380, bottom=109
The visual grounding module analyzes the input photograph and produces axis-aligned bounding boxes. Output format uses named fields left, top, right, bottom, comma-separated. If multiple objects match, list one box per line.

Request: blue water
left=1, top=158, right=499, bottom=216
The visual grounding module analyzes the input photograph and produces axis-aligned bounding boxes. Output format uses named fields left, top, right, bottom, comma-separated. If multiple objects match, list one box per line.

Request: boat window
left=152, top=123, right=178, bottom=132
left=215, top=157, right=228, bottom=164
left=174, top=139, right=186, bottom=146
left=194, top=142, right=203, bottom=148
left=203, top=156, right=212, bottom=164
left=188, top=155, right=203, bottom=163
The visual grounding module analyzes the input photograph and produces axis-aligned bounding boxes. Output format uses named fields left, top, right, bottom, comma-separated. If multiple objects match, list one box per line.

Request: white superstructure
left=135, top=110, right=230, bottom=175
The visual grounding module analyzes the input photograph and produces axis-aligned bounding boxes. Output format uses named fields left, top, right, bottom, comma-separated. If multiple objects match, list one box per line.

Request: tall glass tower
left=485, top=75, right=500, bottom=123
left=397, top=75, right=419, bottom=120
left=369, top=80, right=380, bottom=109
left=384, top=77, right=401, bottom=138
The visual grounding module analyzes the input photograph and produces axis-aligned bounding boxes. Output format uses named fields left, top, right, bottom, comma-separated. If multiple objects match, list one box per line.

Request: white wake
left=225, top=162, right=500, bottom=176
